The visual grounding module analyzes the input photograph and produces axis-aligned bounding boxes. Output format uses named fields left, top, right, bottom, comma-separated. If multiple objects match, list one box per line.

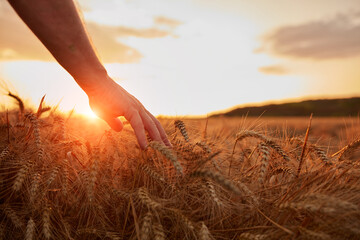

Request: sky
left=0, top=0, right=359, bottom=117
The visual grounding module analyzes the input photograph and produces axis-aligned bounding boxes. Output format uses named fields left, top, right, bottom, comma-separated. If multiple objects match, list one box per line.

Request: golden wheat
left=153, top=222, right=166, bottom=240
left=1, top=96, right=360, bottom=239
left=198, top=222, right=214, bottom=240
left=137, top=187, right=162, bottom=209
left=42, top=206, right=51, bottom=239
left=25, top=218, right=35, bottom=240
left=239, top=232, right=268, bottom=240
left=149, top=141, right=183, bottom=175
left=336, top=138, right=360, bottom=160
left=140, top=211, right=153, bottom=240
left=174, top=120, right=190, bottom=142
left=4, top=206, right=24, bottom=228
left=257, top=142, right=270, bottom=185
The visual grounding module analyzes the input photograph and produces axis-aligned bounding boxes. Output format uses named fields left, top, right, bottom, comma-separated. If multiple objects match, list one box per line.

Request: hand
left=86, top=76, right=171, bottom=149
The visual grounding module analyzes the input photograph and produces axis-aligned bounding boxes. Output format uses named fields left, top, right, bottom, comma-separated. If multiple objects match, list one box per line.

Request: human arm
left=7, top=0, right=171, bottom=149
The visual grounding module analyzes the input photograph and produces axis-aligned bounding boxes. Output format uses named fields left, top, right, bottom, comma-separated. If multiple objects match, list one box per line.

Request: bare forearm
left=8, top=0, right=109, bottom=93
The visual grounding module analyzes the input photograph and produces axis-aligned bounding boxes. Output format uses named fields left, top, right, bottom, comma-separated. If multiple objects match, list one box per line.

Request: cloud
left=154, top=16, right=182, bottom=28
left=257, top=11, right=360, bottom=60
left=85, top=22, right=172, bottom=63
left=0, top=4, right=54, bottom=61
left=0, top=2, right=176, bottom=63
left=258, top=65, right=289, bottom=75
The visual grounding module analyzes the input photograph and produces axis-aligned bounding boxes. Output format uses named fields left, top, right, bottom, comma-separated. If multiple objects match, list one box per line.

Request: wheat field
left=0, top=97, right=360, bottom=240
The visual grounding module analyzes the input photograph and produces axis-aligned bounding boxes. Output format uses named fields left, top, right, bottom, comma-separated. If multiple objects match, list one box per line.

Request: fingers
left=126, top=110, right=148, bottom=150
left=139, top=110, right=162, bottom=143
left=103, top=117, right=123, bottom=132
left=129, top=108, right=171, bottom=149
left=145, top=110, right=172, bottom=147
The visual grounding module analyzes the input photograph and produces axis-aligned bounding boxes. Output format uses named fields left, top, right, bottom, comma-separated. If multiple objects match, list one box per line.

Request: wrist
left=73, top=66, right=112, bottom=95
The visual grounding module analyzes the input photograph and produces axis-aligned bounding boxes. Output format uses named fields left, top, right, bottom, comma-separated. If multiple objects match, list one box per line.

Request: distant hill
left=212, top=97, right=360, bottom=117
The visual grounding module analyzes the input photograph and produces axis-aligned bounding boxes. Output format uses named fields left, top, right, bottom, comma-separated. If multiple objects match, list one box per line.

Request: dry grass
left=0, top=97, right=360, bottom=239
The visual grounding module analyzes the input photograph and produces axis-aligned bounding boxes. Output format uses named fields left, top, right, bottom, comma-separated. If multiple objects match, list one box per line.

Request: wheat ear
left=196, top=141, right=212, bottom=153
left=25, top=218, right=36, bottom=240
left=191, top=170, right=241, bottom=195
left=47, top=166, right=60, bottom=186
left=8, top=91, right=24, bottom=115
left=149, top=141, right=183, bottom=175
left=140, top=164, right=165, bottom=182
left=239, top=232, right=268, bottom=240
left=29, top=173, right=41, bottom=203
left=263, top=139, right=291, bottom=162
left=43, top=206, right=51, bottom=239
left=4, top=206, right=24, bottom=228
left=13, top=157, right=32, bottom=192
left=137, top=187, right=162, bottom=209
left=0, top=147, right=9, bottom=163
left=234, top=130, right=290, bottom=161
left=174, top=120, right=189, bottom=142
left=28, top=113, right=44, bottom=161
left=258, top=142, right=270, bottom=185
left=140, top=212, right=153, bottom=240
left=292, top=137, right=331, bottom=163
left=153, top=222, right=166, bottom=240
left=334, top=138, right=360, bottom=160
left=199, top=222, right=214, bottom=240
left=205, top=180, right=222, bottom=207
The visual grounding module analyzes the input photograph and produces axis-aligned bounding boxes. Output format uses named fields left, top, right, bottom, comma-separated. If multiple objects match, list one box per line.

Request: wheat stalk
left=297, top=114, right=313, bottom=177
left=62, top=158, right=69, bottom=197
left=57, top=117, right=66, bottom=140
left=8, top=91, right=24, bottom=116
left=89, top=149, right=99, bottom=202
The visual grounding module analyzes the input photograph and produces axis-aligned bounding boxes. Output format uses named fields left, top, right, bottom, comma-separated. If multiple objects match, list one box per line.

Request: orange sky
left=0, top=0, right=359, bottom=116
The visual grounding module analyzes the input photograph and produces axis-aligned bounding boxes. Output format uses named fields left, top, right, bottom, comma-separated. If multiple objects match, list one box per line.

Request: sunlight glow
left=83, top=109, right=99, bottom=119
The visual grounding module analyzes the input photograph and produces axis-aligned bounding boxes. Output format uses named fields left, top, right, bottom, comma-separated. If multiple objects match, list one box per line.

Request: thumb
left=104, top=117, right=124, bottom=132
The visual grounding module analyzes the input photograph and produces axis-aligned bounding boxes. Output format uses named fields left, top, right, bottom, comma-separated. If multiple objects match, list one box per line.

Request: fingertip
left=164, top=139, right=173, bottom=148
left=139, top=140, right=148, bottom=150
